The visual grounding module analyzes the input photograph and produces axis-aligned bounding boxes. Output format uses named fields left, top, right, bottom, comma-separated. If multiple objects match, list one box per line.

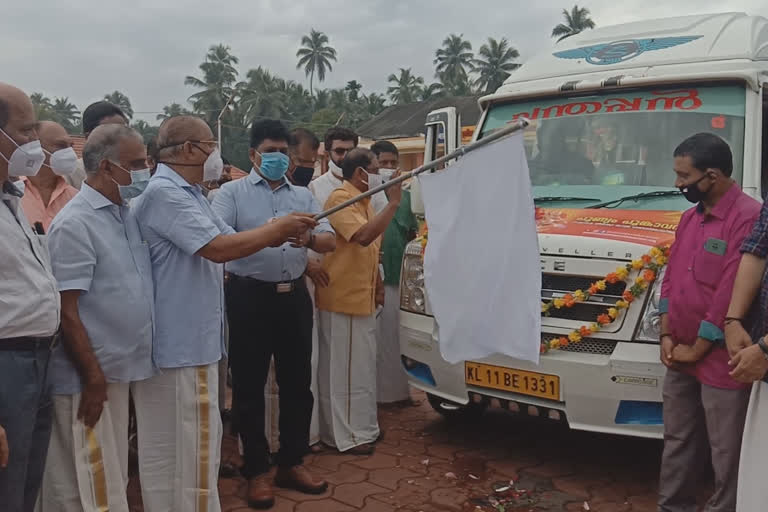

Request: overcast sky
left=2, top=0, right=766, bottom=124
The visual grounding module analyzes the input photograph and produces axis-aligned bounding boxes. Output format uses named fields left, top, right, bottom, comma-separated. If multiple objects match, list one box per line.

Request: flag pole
left=314, top=118, right=530, bottom=221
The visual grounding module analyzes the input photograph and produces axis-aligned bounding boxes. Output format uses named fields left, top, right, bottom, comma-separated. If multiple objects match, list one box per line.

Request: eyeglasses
left=332, top=148, right=351, bottom=156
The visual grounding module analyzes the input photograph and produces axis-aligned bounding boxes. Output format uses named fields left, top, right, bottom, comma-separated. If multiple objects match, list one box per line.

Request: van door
left=411, top=107, right=460, bottom=215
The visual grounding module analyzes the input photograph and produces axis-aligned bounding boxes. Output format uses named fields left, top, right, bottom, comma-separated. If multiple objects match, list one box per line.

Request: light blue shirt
left=47, top=184, right=155, bottom=394
left=211, top=170, right=334, bottom=282
left=132, top=164, right=234, bottom=369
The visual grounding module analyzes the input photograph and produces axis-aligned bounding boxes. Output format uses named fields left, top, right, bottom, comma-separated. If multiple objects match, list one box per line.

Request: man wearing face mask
left=657, top=133, right=760, bottom=512
left=309, top=127, right=388, bottom=214
left=65, top=101, right=129, bottom=190
left=0, top=83, right=60, bottom=512
left=316, top=148, right=401, bottom=456
left=131, top=116, right=316, bottom=512
left=19, top=121, right=78, bottom=233
left=38, top=125, right=155, bottom=511
left=287, top=128, right=319, bottom=187
left=371, top=141, right=419, bottom=407
left=211, top=120, right=335, bottom=509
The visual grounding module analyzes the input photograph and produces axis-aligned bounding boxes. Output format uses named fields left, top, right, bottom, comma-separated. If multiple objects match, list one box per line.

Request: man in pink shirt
left=20, top=120, right=78, bottom=233
left=658, top=133, right=760, bottom=512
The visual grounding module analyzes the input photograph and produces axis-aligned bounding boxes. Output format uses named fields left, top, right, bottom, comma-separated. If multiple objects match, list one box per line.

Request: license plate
left=465, top=362, right=560, bottom=401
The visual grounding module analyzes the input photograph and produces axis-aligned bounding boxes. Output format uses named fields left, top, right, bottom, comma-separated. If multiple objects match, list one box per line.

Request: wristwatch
left=757, top=337, right=768, bottom=361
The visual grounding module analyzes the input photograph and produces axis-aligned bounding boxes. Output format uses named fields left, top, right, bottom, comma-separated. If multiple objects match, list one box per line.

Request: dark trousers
left=225, top=275, right=313, bottom=478
left=658, top=369, right=750, bottom=512
left=0, top=345, right=52, bottom=512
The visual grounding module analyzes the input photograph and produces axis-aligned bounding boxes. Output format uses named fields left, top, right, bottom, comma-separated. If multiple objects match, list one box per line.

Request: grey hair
left=82, top=124, right=143, bottom=175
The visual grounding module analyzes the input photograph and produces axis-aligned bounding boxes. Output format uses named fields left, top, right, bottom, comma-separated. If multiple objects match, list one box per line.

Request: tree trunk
left=310, top=68, right=314, bottom=98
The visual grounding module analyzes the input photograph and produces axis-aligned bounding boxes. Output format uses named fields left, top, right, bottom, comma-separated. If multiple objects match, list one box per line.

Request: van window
left=481, top=85, right=746, bottom=211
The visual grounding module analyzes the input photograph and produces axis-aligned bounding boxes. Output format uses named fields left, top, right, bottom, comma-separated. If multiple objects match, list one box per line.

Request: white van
left=399, top=12, right=768, bottom=438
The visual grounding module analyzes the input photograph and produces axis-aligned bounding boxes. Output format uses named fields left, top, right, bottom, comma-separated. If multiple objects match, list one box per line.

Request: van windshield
left=480, top=85, right=746, bottom=211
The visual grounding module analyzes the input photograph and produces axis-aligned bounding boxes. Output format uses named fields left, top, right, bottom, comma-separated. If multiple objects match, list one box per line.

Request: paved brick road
left=128, top=390, right=678, bottom=511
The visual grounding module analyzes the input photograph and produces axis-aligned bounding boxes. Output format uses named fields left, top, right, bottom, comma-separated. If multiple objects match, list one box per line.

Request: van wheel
left=427, top=393, right=487, bottom=421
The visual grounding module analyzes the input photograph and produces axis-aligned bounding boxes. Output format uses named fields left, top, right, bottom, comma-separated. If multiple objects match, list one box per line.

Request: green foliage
left=552, top=5, right=596, bottom=42
left=31, top=94, right=81, bottom=133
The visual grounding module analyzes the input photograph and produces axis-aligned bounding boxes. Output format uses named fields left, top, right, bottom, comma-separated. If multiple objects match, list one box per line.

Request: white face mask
left=203, top=148, right=224, bottom=182
left=363, top=169, right=383, bottom=189
left=0, top=128, right=46, bottom=177
left=47, top=147, right=79, bottom=176
left=379, top=168, right=396, bottom=182
left=328, top=158, right=343, bottom=178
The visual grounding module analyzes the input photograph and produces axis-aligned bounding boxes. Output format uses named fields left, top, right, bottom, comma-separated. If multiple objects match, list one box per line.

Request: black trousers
left=225, top=275, right=314, bottom=478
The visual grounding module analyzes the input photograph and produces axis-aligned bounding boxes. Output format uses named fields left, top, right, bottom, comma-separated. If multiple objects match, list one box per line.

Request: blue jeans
left=0, top=346, right=53, bottom=512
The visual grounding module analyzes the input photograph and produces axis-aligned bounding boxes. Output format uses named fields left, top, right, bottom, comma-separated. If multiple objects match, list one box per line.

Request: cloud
left=1, top=0, right=766, bottom=124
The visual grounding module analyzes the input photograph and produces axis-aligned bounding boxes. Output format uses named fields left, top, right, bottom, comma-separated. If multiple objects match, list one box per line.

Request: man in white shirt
left=0, top=82, right=61, bottom=512
left=309, top=127, right=388, bottom=214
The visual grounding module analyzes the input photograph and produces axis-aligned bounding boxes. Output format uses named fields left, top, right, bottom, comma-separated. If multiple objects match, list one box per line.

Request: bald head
left=0, top=83, right=32, bottom=130
left=156, top=116, right=212, bottom=157
left=0, top=83, right=38, bottom=181
left=83, top=124, right=144, bottom=175
left=38, top=121, right=72, bottom=154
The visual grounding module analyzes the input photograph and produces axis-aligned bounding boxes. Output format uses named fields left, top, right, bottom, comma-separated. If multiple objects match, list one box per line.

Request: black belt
left=0, top=333, right=58, bottom=351
left=227, top=274, right=304, bottom=294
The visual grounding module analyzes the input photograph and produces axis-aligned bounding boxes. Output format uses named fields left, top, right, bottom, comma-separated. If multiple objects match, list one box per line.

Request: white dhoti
left=376, top=284, right=411, bottom=403
left=264, top=277, right=321, bottom=453
left=317, top=310, right=379, bottom=452
left=131, top=364, right=222, bottom=512
left=737, top=381, right=768, bottom=511
left=38, top=383, right=131, bottom=512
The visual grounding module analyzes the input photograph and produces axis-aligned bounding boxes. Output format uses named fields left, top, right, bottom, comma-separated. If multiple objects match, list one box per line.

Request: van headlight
left=634, top=268, right=664, bottom=343
left=400, top=242, right=427, bottom=314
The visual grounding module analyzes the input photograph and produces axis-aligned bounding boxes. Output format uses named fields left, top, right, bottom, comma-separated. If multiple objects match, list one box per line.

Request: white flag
left=419, top=132, right=541, bottom=365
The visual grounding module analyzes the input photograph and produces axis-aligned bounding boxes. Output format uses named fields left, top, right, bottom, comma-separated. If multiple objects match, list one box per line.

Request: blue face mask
left=257, top=151, right=290, bottom=181
left=110, top=162, right=151, bottom=200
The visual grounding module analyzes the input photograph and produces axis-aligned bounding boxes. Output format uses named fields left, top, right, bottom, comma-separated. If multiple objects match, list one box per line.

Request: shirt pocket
left=692, top=250, right=724, bottom=289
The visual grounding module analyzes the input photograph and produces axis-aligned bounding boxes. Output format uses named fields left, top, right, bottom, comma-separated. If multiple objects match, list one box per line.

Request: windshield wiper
left=586, top=190, right=682, bottom=209
left=534, top=196, right=601, bottom=204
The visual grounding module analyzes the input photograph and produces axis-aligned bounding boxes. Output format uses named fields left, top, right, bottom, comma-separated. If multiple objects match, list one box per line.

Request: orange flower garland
left=540, top=246, right=669, bottom=353
left=414, top=223, right=670, bottom=354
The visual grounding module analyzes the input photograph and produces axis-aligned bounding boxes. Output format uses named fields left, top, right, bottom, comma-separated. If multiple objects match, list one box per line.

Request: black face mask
left=291, top=166, right=314, bottom=187
left=679, top=174, right=713, bottom=204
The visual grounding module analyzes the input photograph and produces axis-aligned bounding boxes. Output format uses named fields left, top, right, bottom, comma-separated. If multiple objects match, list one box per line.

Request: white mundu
left=38, top=384, right=132, bottom=512
left=736, top=381, right=768, bottom=511
left=317, top=310, right=379, bottom=451
left=132, top=365, right=222, bottom=512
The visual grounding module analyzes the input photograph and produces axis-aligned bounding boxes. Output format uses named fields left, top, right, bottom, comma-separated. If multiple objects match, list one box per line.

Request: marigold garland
left=540, top=245, right=669, bottom=353
left=414, top=224, right=670, bottom=354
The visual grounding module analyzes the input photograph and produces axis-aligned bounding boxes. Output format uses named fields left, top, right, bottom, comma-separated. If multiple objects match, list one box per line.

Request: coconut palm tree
left=362, top=93, right=387, bottom=117
left=238, top=66, right=288, bottom=122
left=103, top=91, right=134, bottom=119
left=296, top=29, right=337, bottom=97
left=185, top=44, right=242, bottom=126
left=313, top=89, right=330, bottom=110
left=434, top=34, right=474, bottom=91
left=473, top=37, right=521, bottom=93
left=387, top=68, right=425, bottom=105
left=345, top=80, right=363, bottom=102
left=131, top=120, right=159, bottom=144
left=552, top=5, right=596, bottom=42
left=30, top=93, right=54, bottom=120
left=418, top=83, right=445, bottom=101
left=156, top=103, right=190, bottom=121
left=51, top=97, right=81, bottom=132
